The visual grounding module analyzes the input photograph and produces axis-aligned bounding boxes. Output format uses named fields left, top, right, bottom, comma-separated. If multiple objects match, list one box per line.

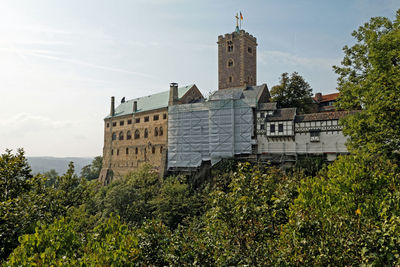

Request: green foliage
left=6, top=215, right=140, bottom=266
left=97, top=164, right=160, bottom=225
left=43, top=169, right=58, bottom=186
left=270, top=72, right=315, bottom=113
left=334, top=9, right=400, bottom=160
left=80, top=156, right=103, bottom=180
left=294, top=155, right=326, bottom=176
left=0, top=149, right=32, bottom=202
left=278, top=153, right=400, bottom=265
left=166, top=163, right=302, bottom=265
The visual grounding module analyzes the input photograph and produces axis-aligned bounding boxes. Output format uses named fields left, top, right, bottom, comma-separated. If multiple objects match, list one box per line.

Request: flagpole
left=240, top=12, right=242, bottom=29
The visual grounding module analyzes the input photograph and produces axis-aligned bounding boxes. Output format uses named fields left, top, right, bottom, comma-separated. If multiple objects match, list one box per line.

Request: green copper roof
left=106, top=84, right=194, bottom=119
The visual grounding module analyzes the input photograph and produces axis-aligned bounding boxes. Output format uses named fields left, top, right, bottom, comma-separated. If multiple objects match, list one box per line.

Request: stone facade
left=99, top=84, right=204, bottom=184
left=218, top=30, right=257, bottom=90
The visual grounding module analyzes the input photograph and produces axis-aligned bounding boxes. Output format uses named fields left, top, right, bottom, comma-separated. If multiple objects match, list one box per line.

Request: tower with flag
left=217, top=12, right=257, bottom=90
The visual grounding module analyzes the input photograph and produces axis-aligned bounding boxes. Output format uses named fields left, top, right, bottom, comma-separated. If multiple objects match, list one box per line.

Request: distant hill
left=27, top=157, right=93, bottom=176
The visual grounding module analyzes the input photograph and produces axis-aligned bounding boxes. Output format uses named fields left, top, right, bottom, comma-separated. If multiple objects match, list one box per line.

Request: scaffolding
left=168, top=93, right=254, bottom=169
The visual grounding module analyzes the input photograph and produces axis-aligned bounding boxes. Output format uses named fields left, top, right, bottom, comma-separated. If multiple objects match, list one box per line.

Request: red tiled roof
left=313, top=92, right=339, bottom=103
left=295, top=110, right=358, bottom=122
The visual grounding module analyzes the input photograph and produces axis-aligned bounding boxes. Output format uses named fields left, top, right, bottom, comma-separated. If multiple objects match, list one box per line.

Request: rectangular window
left=260, top=124, right=265, bottom=130
left=120, top=121, right=124, bottom=126
left=278, top=123, right=284, bottom=132
left=260, top=112, right=264, bottom=118
left=106, top=123, right=109, bottom=128
left=144, top=116, right=149, bottom=122
left=310, top=130, right=320, bottom=142
left=163, top=113, right=167, bottom=119
left=153, top=115, right=159, bottom=121
left=127, top=119, right=132, bottom=125
left=112, top=122, right=116, bottom=127
left=135, top=118, right=140, bottom=123
left=270, top=124, right=275, bottom=133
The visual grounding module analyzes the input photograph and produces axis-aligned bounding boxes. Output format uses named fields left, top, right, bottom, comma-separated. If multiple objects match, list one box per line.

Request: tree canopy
left=334, top=9, right=400, bottom=160
left=270, top=72, right=314, bottom=113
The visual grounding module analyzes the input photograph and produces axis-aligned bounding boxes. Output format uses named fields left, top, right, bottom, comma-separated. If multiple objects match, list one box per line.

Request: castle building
left=100, top=23, right=352, bottom=183
left=99, top=84, right=204, bottom=184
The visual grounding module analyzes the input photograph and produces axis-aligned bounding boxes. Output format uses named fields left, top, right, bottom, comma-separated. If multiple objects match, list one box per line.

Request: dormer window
left=228, top=59, right=234, bottom=67
left=227, top=41, right=233, bottom=52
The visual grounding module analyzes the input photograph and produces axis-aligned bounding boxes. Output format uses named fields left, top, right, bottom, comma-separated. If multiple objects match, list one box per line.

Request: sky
left=0, top=0, right=398, bottom=157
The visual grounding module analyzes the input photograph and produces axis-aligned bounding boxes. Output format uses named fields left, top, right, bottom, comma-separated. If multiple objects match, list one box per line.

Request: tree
left=270, top=72, right=314, bottom=113
left=0, top=149, right=32, bottom=202
left=278, top=152, right=400, bottom=265
left=81, top=156, right=103, bottom=180
left=333, top=9, right=400, bottom=160
left=43, top=169, right=58, bottom=186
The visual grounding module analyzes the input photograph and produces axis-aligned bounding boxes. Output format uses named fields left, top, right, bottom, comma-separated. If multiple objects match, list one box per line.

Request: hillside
left=27, top=157, right=93, bottom=175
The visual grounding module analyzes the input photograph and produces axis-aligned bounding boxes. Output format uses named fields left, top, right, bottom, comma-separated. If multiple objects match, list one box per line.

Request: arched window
left=111, top=149, right=114, bottom=155
left=119, top=132, right=124, bottom=140
left=117, top=149, right=119, bottom=156
left=126, top=147, right=129, bottom=154
left=152, top=146, right=155, bottom=154
left=228, top=59, right=234, bottom=67
left=227, top=41, right=233, bottom=52
left=159, top=127, right=163, bottom=136
left=144, top=128, right=148, bottom=138
left=126, top=131, right=132, bottom=140
left=160, top=146, right=163, bottom=154
left=135, top=147, right=138, bottom=154
left=154, top=127, right=158, bottom=136
left=229, top=76, right=233, bottom=83
left=134, top=129, right=140, bottom=139
left=112, top=132, right=116, bottom=140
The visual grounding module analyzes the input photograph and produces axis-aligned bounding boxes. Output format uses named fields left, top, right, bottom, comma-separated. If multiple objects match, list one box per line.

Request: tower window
left=126, top=148, right=129, bottom=154
left=229, top=76, right=233, bottom=83
left=227, top=41, right=233, bottom=52
left=228, top=59, right=234, bottom=67
left=248, top=47, right=253, bottom=54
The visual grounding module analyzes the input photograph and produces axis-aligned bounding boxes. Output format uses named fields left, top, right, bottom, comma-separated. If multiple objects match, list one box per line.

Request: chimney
left=133, top=101, right=137, bottom=112
left=168, top=82, right=179, bottom=106
left=110, top=96, right=115, bottom=116
left=315, top=93, right=322, bottom=102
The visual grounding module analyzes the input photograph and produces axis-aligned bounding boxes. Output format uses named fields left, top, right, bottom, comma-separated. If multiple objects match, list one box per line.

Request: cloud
left=259, top=50, right=340, bottom=70
left=0, top=113, right=73, bottom=138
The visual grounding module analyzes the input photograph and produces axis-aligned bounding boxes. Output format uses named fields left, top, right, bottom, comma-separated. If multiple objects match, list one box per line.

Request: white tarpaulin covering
left=168, top=96, right=254, bottom=169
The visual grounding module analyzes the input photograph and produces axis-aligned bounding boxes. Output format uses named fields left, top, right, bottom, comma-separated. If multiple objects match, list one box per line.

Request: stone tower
left=217, top=29, right=257, bottom=90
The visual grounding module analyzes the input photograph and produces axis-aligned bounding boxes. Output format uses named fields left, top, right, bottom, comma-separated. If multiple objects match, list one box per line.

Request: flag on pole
left=240, top=12, right=243, bottom=20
